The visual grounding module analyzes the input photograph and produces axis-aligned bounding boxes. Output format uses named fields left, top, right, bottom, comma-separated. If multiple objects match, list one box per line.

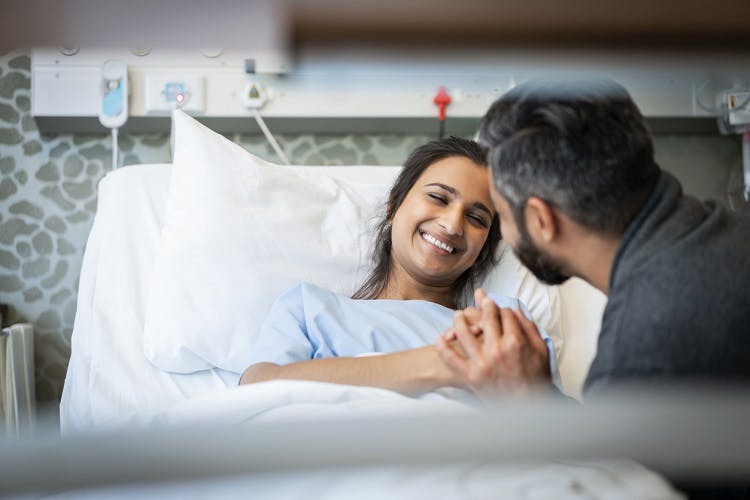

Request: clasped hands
left=436, top=289, right=551, bottom=397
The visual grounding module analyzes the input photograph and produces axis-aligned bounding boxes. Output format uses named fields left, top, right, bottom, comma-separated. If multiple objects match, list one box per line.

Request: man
left=436, top=79, right=750, bottom=397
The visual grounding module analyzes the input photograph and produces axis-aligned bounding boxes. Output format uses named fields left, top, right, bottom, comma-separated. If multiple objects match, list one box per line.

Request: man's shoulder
left=589, top=235, right=750, bottom=394
left=612, top=197, right=750, bottom=304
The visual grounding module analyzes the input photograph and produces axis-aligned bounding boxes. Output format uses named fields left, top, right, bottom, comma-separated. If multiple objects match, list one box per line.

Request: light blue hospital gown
left=247, top=282, right=560, bottom=396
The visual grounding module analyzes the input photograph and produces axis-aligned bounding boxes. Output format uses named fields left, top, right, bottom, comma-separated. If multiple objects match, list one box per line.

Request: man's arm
left=239, top=345, right=462, bottom=397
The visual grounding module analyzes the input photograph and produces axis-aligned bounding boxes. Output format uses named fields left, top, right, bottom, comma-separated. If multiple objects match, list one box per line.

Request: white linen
left=141, top=110, right=562, bottom=375
left=112, top=380, right=473, bottom=429
left=58, top=380, right=683, bottom=500
left=54, top=460, right=683, bottom=500
left=60, top=164, right=239, bottom=434
left=143, top=110, right=401, bottom=374
left=58, top=161, right=679, bottom=500
left=62, top=153, right=563, bottom=430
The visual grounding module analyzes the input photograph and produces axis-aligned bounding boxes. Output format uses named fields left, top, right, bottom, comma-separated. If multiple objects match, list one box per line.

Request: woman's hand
left=435, top=289, right=551, bottom=398
left=441, top=304, right=482, bottom=341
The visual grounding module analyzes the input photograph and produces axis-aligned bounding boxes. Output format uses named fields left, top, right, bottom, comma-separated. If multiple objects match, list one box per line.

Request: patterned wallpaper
left=0, top=49, right=745, bottom=406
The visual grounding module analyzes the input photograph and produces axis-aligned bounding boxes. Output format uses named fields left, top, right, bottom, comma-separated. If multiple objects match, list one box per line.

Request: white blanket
left=56, top=461, right=683, bottom=500
left=108, top=380, right=474, bottom=429
left=60, top=380, right=683, bottom=500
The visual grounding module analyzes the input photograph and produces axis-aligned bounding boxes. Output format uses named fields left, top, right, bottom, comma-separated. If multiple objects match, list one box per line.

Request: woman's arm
left=239, top=345, right=460, bottom=397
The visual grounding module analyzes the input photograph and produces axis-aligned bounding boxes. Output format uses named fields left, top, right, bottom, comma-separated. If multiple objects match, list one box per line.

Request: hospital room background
left=1, top=48, right=746, bottom=416
left=1, top=0, right=750, bottom=496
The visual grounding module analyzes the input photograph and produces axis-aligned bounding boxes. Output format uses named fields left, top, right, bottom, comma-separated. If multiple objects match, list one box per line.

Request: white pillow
left=144, top=110, right=561, bottom=374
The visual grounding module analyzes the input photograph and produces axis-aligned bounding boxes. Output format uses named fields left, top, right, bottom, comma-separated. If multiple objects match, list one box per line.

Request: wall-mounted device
left=717, top=89, right=750, bottom=201
left=98, top=59, right=128, bottom=169
left=29, top=48, right=750, bottom=138
left=241, top=80, right=268, bottom=109
left=99, top=59, right=128, bottom=128
left=144, top=74, right=205, bottom=114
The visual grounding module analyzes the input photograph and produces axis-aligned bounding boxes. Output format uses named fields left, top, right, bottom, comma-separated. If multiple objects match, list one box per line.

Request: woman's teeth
left=421, top=232, right=454, bottom=253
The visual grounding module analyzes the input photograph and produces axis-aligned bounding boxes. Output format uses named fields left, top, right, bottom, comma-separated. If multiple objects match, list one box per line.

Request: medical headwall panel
left=30, top=47, right=750, bottom=134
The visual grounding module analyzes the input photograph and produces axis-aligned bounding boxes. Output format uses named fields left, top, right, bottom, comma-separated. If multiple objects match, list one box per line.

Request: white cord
left=251, top=108, right=291, bottom=165
left=111, top=127, right=119, bottom=169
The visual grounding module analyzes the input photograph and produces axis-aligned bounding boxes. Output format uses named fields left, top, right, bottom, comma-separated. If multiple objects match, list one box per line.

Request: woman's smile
left=419, top=230, right=458, bottom=255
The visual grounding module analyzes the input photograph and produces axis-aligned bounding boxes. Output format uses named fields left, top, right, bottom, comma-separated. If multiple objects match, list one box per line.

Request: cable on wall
left=250, top=107, right=291, bottom=165
left=242, top=59, right=291, bottom=165
left=111, top=128, right=119, bottom=169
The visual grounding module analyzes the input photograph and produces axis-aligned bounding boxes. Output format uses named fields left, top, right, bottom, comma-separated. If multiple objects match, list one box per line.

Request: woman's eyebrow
left=424, top=182, right=493, bottom=217
left=424, top=182, right=456, bottom=195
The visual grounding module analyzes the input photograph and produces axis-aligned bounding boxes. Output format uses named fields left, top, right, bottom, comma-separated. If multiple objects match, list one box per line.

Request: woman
left=239, top=137, right=555, bottom=396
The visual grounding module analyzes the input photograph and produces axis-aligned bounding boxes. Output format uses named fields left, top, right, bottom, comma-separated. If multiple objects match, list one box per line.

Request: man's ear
left=524, top=196, right=559, bottom=243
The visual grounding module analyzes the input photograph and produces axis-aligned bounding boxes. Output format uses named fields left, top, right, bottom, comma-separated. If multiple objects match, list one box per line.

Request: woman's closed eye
left=427, top=192, right=448, bottom=204
left=467, top=213, right=489, bottom=228
left=427, top=192, right=490, bottom=227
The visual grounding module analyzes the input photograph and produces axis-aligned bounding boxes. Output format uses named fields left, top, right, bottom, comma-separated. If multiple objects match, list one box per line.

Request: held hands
left=436, top=289, right=551, bottom=397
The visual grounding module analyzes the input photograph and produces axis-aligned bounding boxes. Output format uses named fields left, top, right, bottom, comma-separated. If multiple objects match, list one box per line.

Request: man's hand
left=435, top=289, right=551, bottom=397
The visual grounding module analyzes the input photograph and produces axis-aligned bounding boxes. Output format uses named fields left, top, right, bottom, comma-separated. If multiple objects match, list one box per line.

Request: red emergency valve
left=433, top=86, right=452, bottom=122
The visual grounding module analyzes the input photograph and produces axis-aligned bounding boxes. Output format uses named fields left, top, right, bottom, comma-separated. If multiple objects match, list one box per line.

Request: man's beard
left=513, top=226, right=570, bottom=286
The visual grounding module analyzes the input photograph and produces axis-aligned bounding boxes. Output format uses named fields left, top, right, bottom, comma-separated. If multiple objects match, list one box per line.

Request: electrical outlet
left=144, top=74, right=205, bottom=114
left=241, top=80, right=268, bottom=109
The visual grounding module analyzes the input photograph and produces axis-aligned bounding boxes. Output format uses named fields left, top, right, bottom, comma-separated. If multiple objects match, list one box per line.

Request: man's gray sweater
left=584, top=170, right=750, bottom=394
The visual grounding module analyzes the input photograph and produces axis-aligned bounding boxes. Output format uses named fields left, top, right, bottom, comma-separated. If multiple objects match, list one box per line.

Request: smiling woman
left=354, top=137, right=500, bottom=309
left=238, top=137, right=558, bottom=398
left=386, top=155, right=495, bottom=308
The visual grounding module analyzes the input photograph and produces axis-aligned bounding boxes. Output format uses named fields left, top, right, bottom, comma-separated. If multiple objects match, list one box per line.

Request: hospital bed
left=59, top=109, right=608, bottom=426
left=28, top=111, right=693, bottom=498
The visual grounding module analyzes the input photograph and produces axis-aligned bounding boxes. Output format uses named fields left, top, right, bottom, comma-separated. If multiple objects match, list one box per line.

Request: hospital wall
left=0, top=50, right=745, bottom=405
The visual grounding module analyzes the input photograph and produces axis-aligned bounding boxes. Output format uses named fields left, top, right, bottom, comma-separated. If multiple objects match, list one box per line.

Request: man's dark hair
left=352, top=136, right=501, bottom=308
left=479, top=79, right=660, bottom=234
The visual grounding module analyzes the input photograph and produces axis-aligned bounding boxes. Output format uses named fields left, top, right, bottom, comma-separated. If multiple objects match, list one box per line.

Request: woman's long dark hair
left=352, top=136, right=501, bottom=308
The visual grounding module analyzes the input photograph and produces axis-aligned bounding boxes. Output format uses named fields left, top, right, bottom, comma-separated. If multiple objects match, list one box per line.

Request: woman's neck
left=377, top=275, right=454, bottom=309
